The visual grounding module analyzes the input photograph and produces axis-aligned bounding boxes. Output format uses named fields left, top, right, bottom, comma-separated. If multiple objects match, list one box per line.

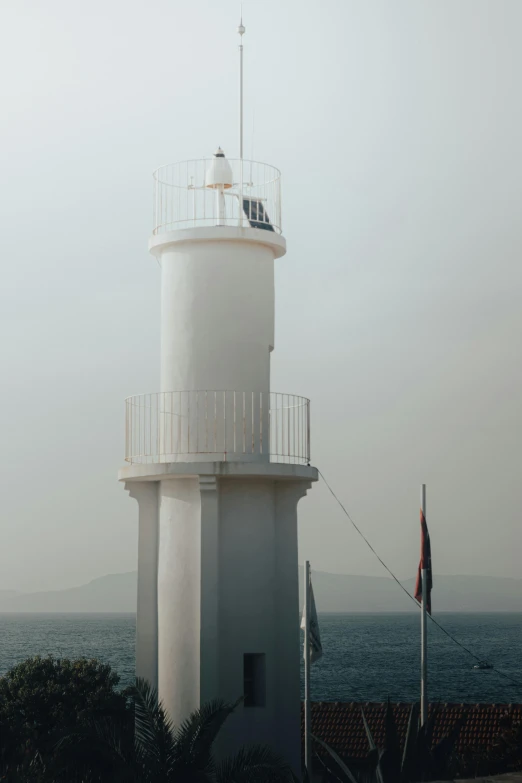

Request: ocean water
left=301, top=613, right=522, bottom=703
left=1, top=613, right=521, bottom=703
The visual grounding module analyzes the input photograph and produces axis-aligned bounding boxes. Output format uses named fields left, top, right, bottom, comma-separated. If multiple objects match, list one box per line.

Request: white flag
left=301, top=579, right=323, bottom=663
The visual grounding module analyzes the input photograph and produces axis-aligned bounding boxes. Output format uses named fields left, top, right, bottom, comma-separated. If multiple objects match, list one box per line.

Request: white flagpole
left=420, top=484, right=428, bottom=726
left=304, top=560, right=311, bottom=776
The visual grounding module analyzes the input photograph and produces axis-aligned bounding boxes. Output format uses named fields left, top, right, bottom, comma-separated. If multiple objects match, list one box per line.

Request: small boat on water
left=472, top=661, right=493, bottom=670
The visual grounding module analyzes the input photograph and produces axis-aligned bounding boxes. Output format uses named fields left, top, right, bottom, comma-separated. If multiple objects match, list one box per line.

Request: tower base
left=121, top=461, right=317, bottom=774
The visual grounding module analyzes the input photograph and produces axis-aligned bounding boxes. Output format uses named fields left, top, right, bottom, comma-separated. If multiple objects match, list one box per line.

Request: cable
left=318, top=469, right=522, bottom=690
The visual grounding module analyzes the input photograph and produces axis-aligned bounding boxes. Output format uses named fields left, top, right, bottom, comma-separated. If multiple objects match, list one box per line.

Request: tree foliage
left=57, top=678, right=294, bottom=782
left=0, top=656, right=129, bottom=776
left=0, top=664, right=294, bottom=782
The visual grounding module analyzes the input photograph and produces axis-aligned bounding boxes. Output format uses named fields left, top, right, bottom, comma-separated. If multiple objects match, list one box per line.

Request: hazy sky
left=1, top=0, right=521, bottom=592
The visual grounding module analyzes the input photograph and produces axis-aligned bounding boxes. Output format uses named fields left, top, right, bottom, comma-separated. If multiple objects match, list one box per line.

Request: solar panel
left=242, top=198, right=275, bottom=232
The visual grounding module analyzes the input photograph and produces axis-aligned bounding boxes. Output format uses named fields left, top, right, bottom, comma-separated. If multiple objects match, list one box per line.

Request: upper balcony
left=152, top=155, right=282, bottom=236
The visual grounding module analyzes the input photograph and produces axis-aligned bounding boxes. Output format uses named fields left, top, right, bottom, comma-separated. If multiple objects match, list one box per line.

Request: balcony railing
left=152, top=159, right=282, bottom=235
left=124, top=391, right=310, bottom=466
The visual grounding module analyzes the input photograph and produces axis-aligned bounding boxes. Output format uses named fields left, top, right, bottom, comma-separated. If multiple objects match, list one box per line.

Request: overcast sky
left=1, top=0, right=521, bottom=592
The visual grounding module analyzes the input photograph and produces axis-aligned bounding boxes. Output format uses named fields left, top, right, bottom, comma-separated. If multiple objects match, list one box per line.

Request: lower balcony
left=124, top=390, right=310, bottom=466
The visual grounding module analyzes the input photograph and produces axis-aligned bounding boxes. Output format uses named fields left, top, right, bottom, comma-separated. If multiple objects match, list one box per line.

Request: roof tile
left=302, top=702, right=522, bottom=760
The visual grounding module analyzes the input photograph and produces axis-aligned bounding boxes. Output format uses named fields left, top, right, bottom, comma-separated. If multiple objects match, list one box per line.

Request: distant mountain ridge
left=0, top=570, right=521, bottom=613
left=298, top=569, right=522, bottom=613
left=0, top=572, right=137, bottom=613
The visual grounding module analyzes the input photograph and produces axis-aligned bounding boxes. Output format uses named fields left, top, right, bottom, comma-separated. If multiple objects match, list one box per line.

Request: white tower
left=120, top=23, right=317, bottom=775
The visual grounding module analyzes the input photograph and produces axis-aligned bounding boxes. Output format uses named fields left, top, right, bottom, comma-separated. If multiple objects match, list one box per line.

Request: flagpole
left=420, top=484, right=428, bottom=726
left=304, top=560, right=311, bottom=776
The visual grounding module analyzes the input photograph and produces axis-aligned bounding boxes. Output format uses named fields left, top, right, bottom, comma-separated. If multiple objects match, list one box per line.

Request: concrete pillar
left=274, top=481, right=311, bottom=774
left=125, top=481, right=159, bottom=690
left=157, top=477, right=201, bottom=722
left=199, top=475, right=220, bottom=704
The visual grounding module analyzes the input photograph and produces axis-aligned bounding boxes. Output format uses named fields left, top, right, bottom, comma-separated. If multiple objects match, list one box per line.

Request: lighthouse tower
left=119, top=22, right=317, bottom=774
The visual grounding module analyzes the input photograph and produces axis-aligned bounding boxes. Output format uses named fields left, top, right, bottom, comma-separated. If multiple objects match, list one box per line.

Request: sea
left=1, top=613, right=521, bottom=704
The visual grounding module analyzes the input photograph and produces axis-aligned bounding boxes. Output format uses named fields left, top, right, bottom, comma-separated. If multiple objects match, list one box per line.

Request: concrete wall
left=157, top=477, right=201, bottom=722
left=126, top=482, right=159, bottom=690
left=159, top=236, right=275, bottom=395
left=128, top=471, right=310, bottom=776
left=216, top=478, right=308, bottom=774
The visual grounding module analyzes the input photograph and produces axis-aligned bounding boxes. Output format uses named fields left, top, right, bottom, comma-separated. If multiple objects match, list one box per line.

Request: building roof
left=303, top=702, right=522, bottom=760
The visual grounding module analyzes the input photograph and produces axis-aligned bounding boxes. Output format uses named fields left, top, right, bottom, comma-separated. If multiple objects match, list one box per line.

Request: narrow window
left=243, top=653, right=266, bottom=707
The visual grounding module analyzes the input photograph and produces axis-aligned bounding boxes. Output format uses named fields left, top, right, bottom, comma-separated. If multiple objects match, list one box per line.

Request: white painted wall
left=273, top=483, right=306, bottom=768
left=217, top=479, right=278, bottom=750
left=148, top=470, right=310, bottom=775
left=124, top=221, right=312, bottom=777
left=215, top=478, right=308, bottom=774
left=126, top=482, right=159, bottom=690
left=156, top=231, right=279, bottom=395
left=157, top=477, right=201, bottom=721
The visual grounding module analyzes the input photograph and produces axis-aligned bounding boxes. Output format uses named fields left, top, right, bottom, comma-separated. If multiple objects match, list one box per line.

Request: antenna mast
left=238, top=9, right=245, bottom=159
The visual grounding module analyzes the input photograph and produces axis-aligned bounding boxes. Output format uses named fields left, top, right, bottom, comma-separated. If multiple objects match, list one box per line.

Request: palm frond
left=174, top=697, right=241, bottom=769
left=214, top=744, right=294, bottom=783
left=312, top=748, right=350, bottom=783
left=132, top=677, right=177, bottom=773
left=310, top=734, right=359, bottom=783
left=360, top=708, right=376, bottom=753
left=400, top=702, right=420, bottom=782
left=360, top=708, right=384, bottom=783
left=379, top=700, right=401, bottom=782
left=55, top=716, right=137, bottom=781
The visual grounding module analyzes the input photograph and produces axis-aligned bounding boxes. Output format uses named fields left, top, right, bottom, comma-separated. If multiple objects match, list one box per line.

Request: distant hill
left=0, top=573, right=137, bottom=613
left=0, top=570, right=520, bottom=613
left=298, top=569, right=522, bottom=613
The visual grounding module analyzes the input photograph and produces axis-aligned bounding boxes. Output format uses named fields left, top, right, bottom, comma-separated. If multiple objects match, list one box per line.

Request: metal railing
left=152, top=159, right=282, bottom=235
left=124, top=390, right=310, bottom=466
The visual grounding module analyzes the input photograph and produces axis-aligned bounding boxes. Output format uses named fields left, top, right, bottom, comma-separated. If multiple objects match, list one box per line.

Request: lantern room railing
left=124, top=390, right=310, bottom=466
left=152, top=159, right=282, bottom=235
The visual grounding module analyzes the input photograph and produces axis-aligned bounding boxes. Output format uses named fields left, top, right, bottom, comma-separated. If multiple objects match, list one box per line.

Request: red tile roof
left=303, top=702, right=522, bottom=760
